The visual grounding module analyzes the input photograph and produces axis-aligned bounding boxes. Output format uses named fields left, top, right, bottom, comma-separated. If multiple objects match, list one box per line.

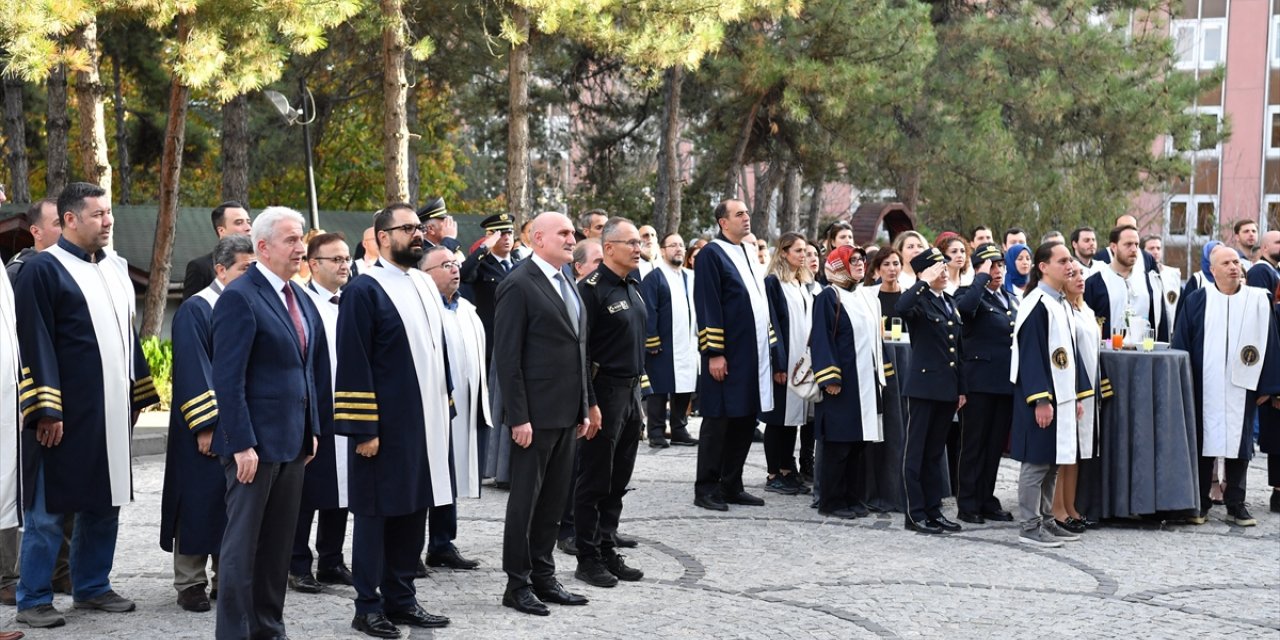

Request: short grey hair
left=251, top=206, right=306, bottom=252
left=573, top=238, right=601, bottom=266
left=600, top=216, right=634, bottom=242
left=418, top=244, right=452, bottom=268
left=213, top=234, right=254, bottom=270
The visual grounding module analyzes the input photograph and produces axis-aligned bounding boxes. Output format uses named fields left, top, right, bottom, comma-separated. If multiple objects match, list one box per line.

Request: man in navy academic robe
left=14, top=183, right=159, bottom=629
left=334, top=203, right=453, bottom=637
left=1084, top=225, right=1168, bottom=342
left=692, top=200, right=782, bottom=512
left=1245, top=230, right=1280, bottom=513
left=160, top=235, right=255, bottom=613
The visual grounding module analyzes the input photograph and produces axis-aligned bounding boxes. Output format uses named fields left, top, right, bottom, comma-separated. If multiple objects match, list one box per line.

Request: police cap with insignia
left=910, top=246, right=946, bottom=275
left=971, top=242, right=1003, bottom=268
left=417, top=196, right=447, bottom=221
left=481, top=213, right=514, bottom=233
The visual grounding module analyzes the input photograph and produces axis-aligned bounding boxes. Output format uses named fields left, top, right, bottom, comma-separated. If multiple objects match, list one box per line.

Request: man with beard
left=641, top=233, right=700, bottom=448
left=1245, top=230, right=1280, bottom=512
left=335, top=203, right=453, bottom=636
left=1084, top=225, right=1168, bottom=342
left=1070, top=227, right=1100, bottom=277
left=1233, top=219, right=1259, bottom=266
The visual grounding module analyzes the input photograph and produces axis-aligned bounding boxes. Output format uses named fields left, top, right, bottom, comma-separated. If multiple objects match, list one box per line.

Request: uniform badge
left=1052, top=347, right=1069, bottom=370
left=1241, top=345, right=1260, bottom=366
left=1166, top=290, right=1177, bottom=305
left=607, top=300, right=630, bottom=314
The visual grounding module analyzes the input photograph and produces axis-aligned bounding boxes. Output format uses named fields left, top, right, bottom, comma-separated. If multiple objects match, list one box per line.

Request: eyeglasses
left=311, top=256, right=351, bottom=266
left=424, top=261, right=459, bottom=271
left=848, top=256, right=866, bottom=264
left=661, top=243, right=684, bottom=250
left=380, top=223, right=426, bottom=235
left=606, top=239, right=644, bottom=249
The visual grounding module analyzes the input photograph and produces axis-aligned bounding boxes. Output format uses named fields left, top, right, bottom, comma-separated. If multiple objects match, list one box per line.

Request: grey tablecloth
left=1076, top=349, right=1200, bottom=519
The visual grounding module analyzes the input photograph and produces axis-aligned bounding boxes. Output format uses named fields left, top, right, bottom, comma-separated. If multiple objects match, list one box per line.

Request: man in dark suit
left=184, top=201, right=252, bottom=300
left=460, top=213, right=518, bottom=363
left=495, top=212, right=593, bottom=616
left=212, top=206, right=324, bottom=640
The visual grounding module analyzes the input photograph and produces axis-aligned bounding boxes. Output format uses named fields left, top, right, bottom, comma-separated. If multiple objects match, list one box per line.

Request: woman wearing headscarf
left=1176, top=240, right=1220, bottom=320
left=810, top=246, right=884, bottom=518
left=760, top=233, right=817, bottom=496
left=1004, top=243, right=1032, bottom=300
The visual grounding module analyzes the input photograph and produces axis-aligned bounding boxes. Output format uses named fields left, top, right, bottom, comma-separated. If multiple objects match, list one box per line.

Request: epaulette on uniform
left=585, top=272, right=601, bottom=286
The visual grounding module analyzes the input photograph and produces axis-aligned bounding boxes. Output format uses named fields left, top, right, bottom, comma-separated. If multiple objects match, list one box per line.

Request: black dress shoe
left=288, top=573, right=324, bottom=594
left=603, top=553, right=644, bottom=581
left=613, top=533, right=638, bottom=548
left=557, top=536, right=579, bottom=556
left=904, top=519, right=944, bottom=535
left=386, top=603, right=450, bottom=628
left=426, top=549, right=480, bottom=570
left=694, top=495, right=728, bottom=511
left=414, top=559, right=428, bottom=579
left=351, top=612, right=401, bottom=638
left=649, top=436, right=670, bottom=448
left=502, top=587, right=550, bottom=616
left=669, top=432, right=699, bottom=446
left=928, top=515, right=962, bottom=532
left=316, top=563, right=354, bottom=585
left=1055, top=518, right=1086, bottom=534
left=819, top=507, right=858, bottom=519
left=982, top=509, right=1014, bottom=522
left=534, top=581, right=589, bottom=605
left=575, top=558, right=618, bottom=588
left=725, top=491, right=765, bottom=506
left=957, top=512, right=985, bottom=524
left=176, top=584, right=210, bottom=612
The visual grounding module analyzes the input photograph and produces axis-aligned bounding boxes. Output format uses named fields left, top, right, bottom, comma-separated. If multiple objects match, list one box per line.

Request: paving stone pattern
left=8, top=419, right=1278, bottom=639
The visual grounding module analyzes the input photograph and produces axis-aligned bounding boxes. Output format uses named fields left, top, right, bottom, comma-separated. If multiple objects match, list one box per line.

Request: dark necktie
left=329, top=295, right=340, bottom=305
left=282, top=284, right=307, bottom=356
left=501, top=259, right=511, bottom=273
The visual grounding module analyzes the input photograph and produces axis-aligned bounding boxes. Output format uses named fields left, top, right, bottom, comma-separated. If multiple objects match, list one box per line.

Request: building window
left=1172, top=18, right=1227, bottom=70
left=1273, top=15, right=1280, bottom=68
left=1170, top=107, right=1224, bottom=157
left=1269, top=107, right=1280, bottom=158
left=1166, top=196, right=1218, bottom=239
left=1266, top=195, right=1280, bottom=233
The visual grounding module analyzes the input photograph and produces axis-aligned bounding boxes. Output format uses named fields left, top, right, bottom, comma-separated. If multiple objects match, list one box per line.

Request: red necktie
left=282, top=284, right=307, bottom=357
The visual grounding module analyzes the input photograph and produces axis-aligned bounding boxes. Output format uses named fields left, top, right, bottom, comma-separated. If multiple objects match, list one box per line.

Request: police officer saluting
left=953, top=243, right=1017, bottom=524
left=894, top=246, right=966, bottom=535
left=573, top=217, right=647, bottom=589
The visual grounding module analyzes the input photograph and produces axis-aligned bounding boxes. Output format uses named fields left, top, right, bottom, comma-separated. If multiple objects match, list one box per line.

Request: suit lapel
left=526, top=265, right=577, bottom=333
left=251, top=269, right=304, bottom=363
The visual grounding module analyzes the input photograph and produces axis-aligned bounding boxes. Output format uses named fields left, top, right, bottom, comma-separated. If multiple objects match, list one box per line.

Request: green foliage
left=141, top=336, right=173, bottom=410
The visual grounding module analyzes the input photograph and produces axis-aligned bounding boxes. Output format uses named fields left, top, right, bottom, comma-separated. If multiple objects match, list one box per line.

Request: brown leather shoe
left=0, top=629, right=24, bottom=639
left=0, top=584, right=14, bottom=606
left=176, top=584, right=210, bottom=612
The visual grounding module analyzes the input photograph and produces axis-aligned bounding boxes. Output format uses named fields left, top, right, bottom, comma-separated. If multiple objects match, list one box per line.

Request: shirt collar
left=309, top=280, right=339, bottom=299
left=1037, top=281, right=1064, bottom=301
left=530, top=253, right=564, bottom=281
left=441, top=291, right=459, bottom=310
left=57, top=236, right=107, bottom=263
left=256, top=261, right=289, bottom=293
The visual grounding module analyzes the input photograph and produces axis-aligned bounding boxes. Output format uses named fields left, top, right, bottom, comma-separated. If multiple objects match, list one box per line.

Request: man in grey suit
left=496, top=212, right=595, bottom=616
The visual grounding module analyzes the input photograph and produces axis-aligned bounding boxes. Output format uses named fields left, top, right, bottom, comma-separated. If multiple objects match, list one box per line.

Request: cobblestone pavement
left=7, top=419, right=1278, bottom=639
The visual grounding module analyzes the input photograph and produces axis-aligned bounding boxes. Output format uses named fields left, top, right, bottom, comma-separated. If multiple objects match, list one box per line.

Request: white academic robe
left=441, top=297, right=489, bottom=499
left=0, top=273, right=18, bottom=529
left=778, top=280, right=814, bottom=425
left=1198, top=285, right=1272, bottom=459
left=1070, top=304, right=1099, bottom=459
left=657, top=260, right=698, bottom=393
left=1158, top=264, right=1181, bottom=333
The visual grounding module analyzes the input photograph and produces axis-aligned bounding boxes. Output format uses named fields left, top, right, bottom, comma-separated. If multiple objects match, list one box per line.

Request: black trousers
left=694, top=415, right=756, bottom=499
left=290, top=507, right=347, bottom=576
left=351, top=508, right=427, bottom=615
left=645, top=392, right=693, bottom=438
left=764, top=423, right=809, bottom=474
left=427, top=503, right=457, bottom=555
left=557, top=447, right=582, bottom=542
left=957, top=392, right=1013, bottom=515
left=575, top=379, right=642, bottom=560
left=818, top=440, right=865, bottom=512
left=903, top=398, right=955, bottom=523
left=502, top=426, right=576, bottom=593
left=799, top=423, right=815, bottom=476
left=1198, top=456, right=1248, bottom=509
left=216, top=456, right=306, bottom=640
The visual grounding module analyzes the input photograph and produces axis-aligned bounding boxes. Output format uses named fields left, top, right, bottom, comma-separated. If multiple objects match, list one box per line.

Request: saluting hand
left=234, top=447, right=258, bottom=484
left=1034, top=402, right=1053, bottom=428
left=356, top=437, right=380, bottom=458
left=976, top=259, right=992, bottom=276
left=512, top=423, right=533, bottom=448
left=920, top=262, right=946, bottom=283
left=709, top=355, right=728, bottom=382
left=36, top=418, right=63, bottom=447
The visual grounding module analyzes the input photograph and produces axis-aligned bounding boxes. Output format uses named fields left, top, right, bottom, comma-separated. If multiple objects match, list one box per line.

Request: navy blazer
left=954, top=274, right=1016, bottom=395
left=212, top=267, right=324, bottom=462
left=894, top=280, right=966, bottom=401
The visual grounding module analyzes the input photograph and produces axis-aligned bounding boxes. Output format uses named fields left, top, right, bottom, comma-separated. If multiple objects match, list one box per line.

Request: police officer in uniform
left=460, top=213, right=519, bottom=363
left=573, top=217, right=647, bottom=589
left=418, top=196, right=463, bottom=254
left=953, top=243, right=1016, bottom=524
left=894, top=247, right=966, bottom=535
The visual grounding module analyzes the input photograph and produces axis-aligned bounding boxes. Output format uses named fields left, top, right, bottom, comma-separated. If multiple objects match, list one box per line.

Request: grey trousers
left=0, top=522, right=72, bottom=589
left=173, top=529, right=218, bottom=592
left=1018, top=462, right=1058, bottom=531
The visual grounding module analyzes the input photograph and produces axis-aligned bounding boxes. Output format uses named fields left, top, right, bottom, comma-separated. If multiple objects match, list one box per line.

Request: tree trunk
left=780, top=163, right=801, bottom=235
left=220, top=94, right=249, bottom=204
left=381, top=0, right=409, bottom=204
left=751, top=161, right=784, bottom=243
left=73, top=21, right=112, bottom=197
left=46, top=64, right=69, bottom=196
left=141, top=37, right=191, bottom=339
left=652, top=65, right=683, bottom=236
left=804, top=176, right=825, bottom=243
left=406, top=83, right=420, bottom=205
left=2, top=76, right=30, bottom=203
left=723, top=93, right=764, bottom=199
left=895, top=167, right=920, bottom=215
left=112, top=55, right=131, bottom=204
left=506, top=5, right=531, bottom=227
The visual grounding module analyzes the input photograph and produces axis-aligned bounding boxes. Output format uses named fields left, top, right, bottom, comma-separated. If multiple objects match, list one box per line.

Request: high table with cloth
left=1075, top=348, right=1200, bottom=520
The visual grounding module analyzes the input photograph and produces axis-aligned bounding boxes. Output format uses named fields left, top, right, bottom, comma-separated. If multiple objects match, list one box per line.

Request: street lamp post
left=264, top=78, right=320, bottom=230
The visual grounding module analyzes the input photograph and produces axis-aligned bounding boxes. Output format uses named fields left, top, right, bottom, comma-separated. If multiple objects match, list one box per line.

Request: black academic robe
left=1010, top=301, right=1092, bottom=465
left=1083, top=268, right=1169, bottom=342
left=1246, top=261, right=1280, bottom=454
left=809, top=287, right=880, bottom=442
left=160, top=289, right=227, bottom=556
left=641, top=264, right=697, bottom=396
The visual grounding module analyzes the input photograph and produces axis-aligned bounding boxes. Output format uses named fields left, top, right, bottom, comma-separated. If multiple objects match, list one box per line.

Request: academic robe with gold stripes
left=160, top=286, right=227, bottom=555
left=13, top=238, right=158, bottom=513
